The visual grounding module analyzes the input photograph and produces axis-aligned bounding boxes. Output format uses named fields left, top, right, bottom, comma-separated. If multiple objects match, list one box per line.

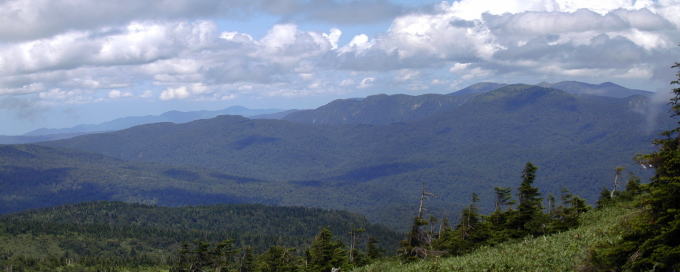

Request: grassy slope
left=354, top=203, right=638, bottom=272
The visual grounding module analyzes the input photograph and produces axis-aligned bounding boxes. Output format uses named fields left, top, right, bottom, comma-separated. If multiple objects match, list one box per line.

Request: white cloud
left=0, top=0, right=407, bottom=42
left=159, top=83, right=213, bottom=100
left=1, top=0, right=678, bottom=111
left=0, top=21, right=217, bottom=76
left=395, top=69, right=420, bottom=82
left=108, top=90, right=132, bottom=99
left=159, top=86, right=191, bottom=100
left=339, top=79, right=355, bottom=87
left=358, top=77, right=375, bottom=88
left=449, top=63, right=471, bottom=73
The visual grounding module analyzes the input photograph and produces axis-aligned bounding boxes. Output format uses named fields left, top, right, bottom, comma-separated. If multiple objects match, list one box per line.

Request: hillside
left=354, top=202, right=638, bottom=272
left=0, top=201, right=401, bottom=269
left=32, top=85, right=671, bottom=229
left=283, top=93, right=473, bottom=125
left=0, top=144, right=292, bottom=214
left=0, top=132, right=90, bottom=145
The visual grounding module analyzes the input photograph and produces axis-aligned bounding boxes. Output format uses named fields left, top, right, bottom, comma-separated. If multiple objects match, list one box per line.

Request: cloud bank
left=0, top=0, right=678, bottom=107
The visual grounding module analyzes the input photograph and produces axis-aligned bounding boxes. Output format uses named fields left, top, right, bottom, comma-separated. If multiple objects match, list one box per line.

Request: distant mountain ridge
left=0, top=132, right=91, bottom=145
left=35, top=84, right=672, bottom=229
left=283, top=93, right=474, bottom=125
left=284, top=81, right=654, bottom=125
left=23, top=106, right=284, bottom=137
left=539, top=81, right=653, bottom=98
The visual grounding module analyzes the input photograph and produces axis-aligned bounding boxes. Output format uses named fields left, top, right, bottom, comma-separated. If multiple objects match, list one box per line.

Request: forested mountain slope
left=0, top=144, right=289, bottom=214
left=284, top=81, right=652, bottom=126
left=34, top=85, right=671, bottom=228
left=283, top=93, right=474, bottom=125
left=0, top=201, right=400, bottom=269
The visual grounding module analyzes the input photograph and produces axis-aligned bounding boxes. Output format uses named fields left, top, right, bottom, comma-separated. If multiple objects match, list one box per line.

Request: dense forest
left=0, top=203, right=400, bottom=271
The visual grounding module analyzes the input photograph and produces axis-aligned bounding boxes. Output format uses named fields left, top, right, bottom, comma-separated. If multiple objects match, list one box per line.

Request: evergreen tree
left=493, top=187, right=514, bottom=212
left=398, top=216, right=429, bottom=262
left=258, top=246, right=300, bottom=272
left=348, top=227, right=365, bottom=265
left=620, top=63, right=680, bottom=270
left=212, top=239, right=237, bottom=272
left=590, top=61, right=680, bottom=271
left=239, top=247, right=256, bottom=272
left=548, top=188, right=590, bottom=232
left=619, top=174, right=644, bottom=201
left=458, top=193, right=481, bottom=241
left=307, top=227, right=348, bottom=272
left=366, top=237, right=383, bottom=261
left=194, top=241, right=212, bottom=271
left=514, top=162, right=544, bottom=235
left=595, top=187, right=614, bottom=208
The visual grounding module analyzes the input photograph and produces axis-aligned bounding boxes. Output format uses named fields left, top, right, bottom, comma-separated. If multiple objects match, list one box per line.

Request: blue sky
left=1, top=0, right=679, bottom=135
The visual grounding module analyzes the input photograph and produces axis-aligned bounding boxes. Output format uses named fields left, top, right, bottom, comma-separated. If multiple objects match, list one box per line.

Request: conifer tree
left=259, top=246, right=299, bottom=272
left=239, top=247, right=256, bottom=272
left=212, top=239, right=237, bottom=272
left=591, top=61, right=680, bottom=271
left=366, top=237, right=383, bottom=261
left=307, top=227, right=348, bottom=272
left=493, top=187, right=514, bottom=212
left=515, top=162, right=545, bottom=235
left=398, top=216, right=429, bottom=262
left=622, top=62, right=680, bottom=270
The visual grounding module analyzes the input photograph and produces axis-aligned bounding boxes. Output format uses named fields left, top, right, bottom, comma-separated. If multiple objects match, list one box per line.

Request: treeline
left=398, top=162, right=594, bottom=262
left=170, top=227, right=384, bottom=272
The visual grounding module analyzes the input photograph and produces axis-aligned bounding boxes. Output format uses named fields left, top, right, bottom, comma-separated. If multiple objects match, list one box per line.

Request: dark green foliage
left=494, top=187, right=514, bottom=212
left=307, top=227, right=348, bottom=272
left=596, top=187, right=614, bottom=208
left=170, top=240, right=239, bottom=272
left=0, top=202, right=400, bottom=271
left=366, top=237, right=384, bottom=261
left=513, top=162, right=546, bottom=236
left=432, top=163, right=591, bottom=257
left=586, top=62, right=680, bottom=271
left=240, top=247, right=257, bottom=272
left=258, top=246, right=301, bottom=272
left=398, top=217, right=430, bottom=263
left=547, top=189, right=591, bottom=232
left=435, top=193, right=490, bottom=256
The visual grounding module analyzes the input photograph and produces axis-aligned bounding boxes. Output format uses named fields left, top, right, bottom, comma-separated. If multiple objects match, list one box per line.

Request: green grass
left=354, top=203, right=638, bottom=272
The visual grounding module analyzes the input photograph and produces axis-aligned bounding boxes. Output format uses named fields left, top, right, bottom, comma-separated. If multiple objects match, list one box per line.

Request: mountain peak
left=599, top=82, right=621, bottom=87
left=450, top=82, right=508, bottom=95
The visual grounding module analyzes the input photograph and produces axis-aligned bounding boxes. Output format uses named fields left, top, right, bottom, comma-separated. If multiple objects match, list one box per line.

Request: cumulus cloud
left=108, top=90, right=132, bottom=99
left=1, top=0, right=679, bottom=114
left=0, top=0, right=409, bottom=42
left=359, top=77, right=376, bottom=88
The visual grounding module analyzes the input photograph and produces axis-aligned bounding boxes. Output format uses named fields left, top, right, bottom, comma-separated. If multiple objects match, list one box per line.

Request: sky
left=1, top=0, right=679, bottom=135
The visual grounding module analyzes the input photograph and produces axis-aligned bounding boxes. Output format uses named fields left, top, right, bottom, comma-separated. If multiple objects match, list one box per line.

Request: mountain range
left=283, top=81, right=653, bottom=125
left=0, top=82, right=662, bottom=229
left=0, top=106, right=285, bottom=145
